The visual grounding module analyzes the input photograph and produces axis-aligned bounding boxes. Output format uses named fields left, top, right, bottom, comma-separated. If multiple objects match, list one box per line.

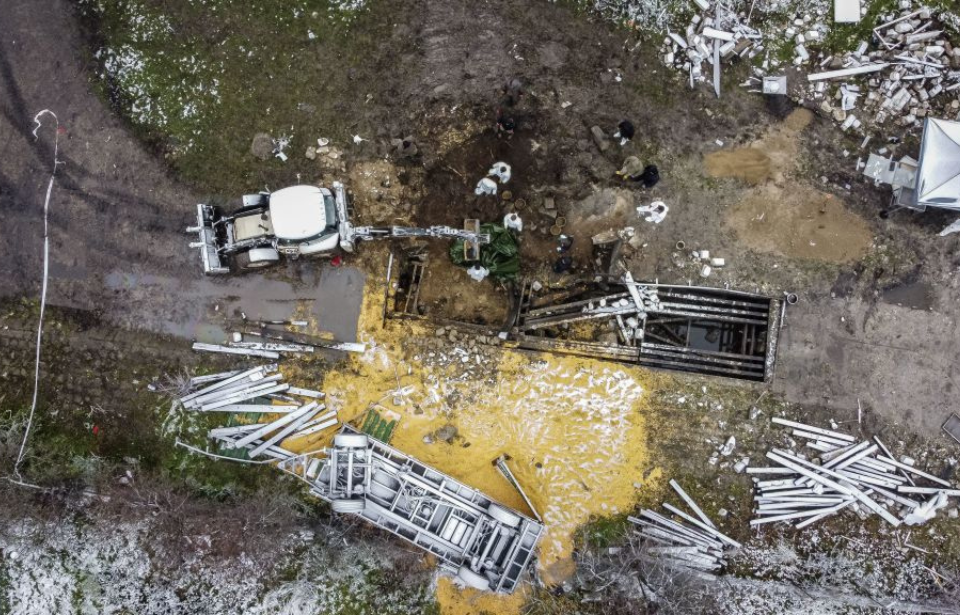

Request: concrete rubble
left=749, top=417, right=960, bottom=529
left=659, top=0, right=763, bottom=93
left=657, top=0, right=960, bottom=132
left=781, top=2, right=960, bottom=132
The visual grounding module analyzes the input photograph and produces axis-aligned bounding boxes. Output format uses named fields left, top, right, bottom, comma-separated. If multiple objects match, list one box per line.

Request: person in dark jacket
left=614, top=120, right=635, bottom=145
left=501, top=77, right=524, bottom=107
left=496, top=112, right=516, bottom=138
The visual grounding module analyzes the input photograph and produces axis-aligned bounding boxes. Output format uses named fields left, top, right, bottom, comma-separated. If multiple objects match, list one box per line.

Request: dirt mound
left=704, top=108, right=814, bottom=186
left=724, top=182, right=873, bottom=263
left=703, top=148, right=773, bottom=185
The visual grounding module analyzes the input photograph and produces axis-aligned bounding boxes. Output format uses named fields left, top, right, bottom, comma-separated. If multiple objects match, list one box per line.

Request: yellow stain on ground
left=436, top=576, right=528, bottom=615
left=279, top=274, right=652, bottom=614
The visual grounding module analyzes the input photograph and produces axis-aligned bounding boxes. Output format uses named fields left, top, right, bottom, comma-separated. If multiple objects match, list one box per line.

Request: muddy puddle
left=103, top=265, right=365, bottom=343
left=881, top=281, right=935, bottom=310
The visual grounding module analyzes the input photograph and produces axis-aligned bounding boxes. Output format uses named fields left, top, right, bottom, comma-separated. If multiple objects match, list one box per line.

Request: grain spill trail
left=282, top=274, right=653, bottom=614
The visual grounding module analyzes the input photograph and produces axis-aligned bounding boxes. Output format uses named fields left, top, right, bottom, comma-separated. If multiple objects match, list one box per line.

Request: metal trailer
left=304, top=427, right=543, bottom=594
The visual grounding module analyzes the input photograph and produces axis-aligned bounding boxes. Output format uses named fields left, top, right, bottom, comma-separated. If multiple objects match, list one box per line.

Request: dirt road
left=0, top=0, right=363, bottom=342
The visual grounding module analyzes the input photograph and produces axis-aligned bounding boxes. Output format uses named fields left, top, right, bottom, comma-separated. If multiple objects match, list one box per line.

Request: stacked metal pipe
left=175, top=365, right=339, bottom=459
left=751, top=418, right=959, bottom=529
left=628, top=480, right=741, bottom=574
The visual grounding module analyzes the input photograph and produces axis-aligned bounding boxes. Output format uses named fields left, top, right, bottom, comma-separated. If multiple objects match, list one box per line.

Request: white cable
left=13, top=110, right=60, bottom=479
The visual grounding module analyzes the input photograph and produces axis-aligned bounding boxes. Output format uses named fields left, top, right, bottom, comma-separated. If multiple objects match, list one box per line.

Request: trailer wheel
left=331, top=499, right=366, bottom=514
left=487, top=503, right=522, bottom=528
left=455, top=566, right=491, bottom=591
left=334, top=434, right=370, bottom=449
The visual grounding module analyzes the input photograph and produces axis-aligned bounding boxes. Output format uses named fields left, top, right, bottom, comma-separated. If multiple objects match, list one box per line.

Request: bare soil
left=725, top=183, right=873, bottom=263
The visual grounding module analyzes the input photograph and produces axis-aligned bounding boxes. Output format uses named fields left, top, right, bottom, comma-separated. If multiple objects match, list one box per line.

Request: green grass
left=80, top=0, right=398, bottom=194
left=576, top=513, right=631, bottom=550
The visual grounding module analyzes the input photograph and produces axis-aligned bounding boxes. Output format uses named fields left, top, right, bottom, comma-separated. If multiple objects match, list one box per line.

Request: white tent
left=915, top=117, right=960, bottom=211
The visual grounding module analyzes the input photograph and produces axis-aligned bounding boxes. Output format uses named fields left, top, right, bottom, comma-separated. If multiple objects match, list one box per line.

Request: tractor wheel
left=234, top=251, right=273, bottom=270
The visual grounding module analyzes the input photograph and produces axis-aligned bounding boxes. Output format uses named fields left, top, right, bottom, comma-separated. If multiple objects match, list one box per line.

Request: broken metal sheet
left=834, top=0, right=861, bottom=24
left=942, top=412, right=960, bottom=442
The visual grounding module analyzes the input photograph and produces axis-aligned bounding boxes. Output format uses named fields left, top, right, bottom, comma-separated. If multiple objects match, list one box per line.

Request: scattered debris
left=272, top=135, right=291, bottom=161
left=637, top=201, right=669, bottom=224
left=659, top=0, right=762, bottom=93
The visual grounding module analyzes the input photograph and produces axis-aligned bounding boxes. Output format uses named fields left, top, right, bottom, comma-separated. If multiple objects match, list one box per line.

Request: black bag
left=639, top=164, right=659, bottom=188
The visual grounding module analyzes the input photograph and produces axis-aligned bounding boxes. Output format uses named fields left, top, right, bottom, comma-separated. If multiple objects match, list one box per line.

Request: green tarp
left=449, top=223, right=520, bottom=280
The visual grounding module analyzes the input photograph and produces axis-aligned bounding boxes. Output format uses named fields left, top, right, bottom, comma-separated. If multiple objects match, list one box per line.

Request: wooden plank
left=188, top=374, right=284, bottom=406
left=750, top=507, right=837, bottom=525
left=200, top=383, right=290, bottom=411
left=200, top=404, right=298, bottom=413
left=192, top=342, right=280, bottom=359
left=745, top=467, right=795, bottom=475
left=231, top=403, right=319, bottom=449
left=208, top=423, right=266, bottom=437
left=292, top=418, right=339, bottom=438
left=288, top=386, right=325, bottom=398
left=635, top=512, right=723, bottom=548
left=869, top=484, right=921, bottom=508
left=874, top=437, right=916, bottom=486
left=189, top=369, right=243, bottom=386
left=794, top=501, right=854, bottom=529
left=248, top=403, right=319, bottom=458
left=798, top=442, right=877, bottom=487
left=792, top=430, right=854, bottom=446
left=180, top=365, right=273, bottom=403
left=807, top=63, right=890, bottom=82
left=898, top=486, right=960, bottom=496
left=634, top=522, right=718, bottom=550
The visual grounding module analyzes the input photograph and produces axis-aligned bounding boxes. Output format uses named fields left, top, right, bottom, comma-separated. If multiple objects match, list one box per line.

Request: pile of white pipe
left=628, top=479, right=741, bottom=575
left=175, top=365, right=339, bottom=459
left=751, top=417, right=959, bottom=529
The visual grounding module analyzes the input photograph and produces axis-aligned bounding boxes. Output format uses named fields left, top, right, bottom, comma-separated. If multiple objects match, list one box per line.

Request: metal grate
left=942, top=413, right=960, bottom=445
